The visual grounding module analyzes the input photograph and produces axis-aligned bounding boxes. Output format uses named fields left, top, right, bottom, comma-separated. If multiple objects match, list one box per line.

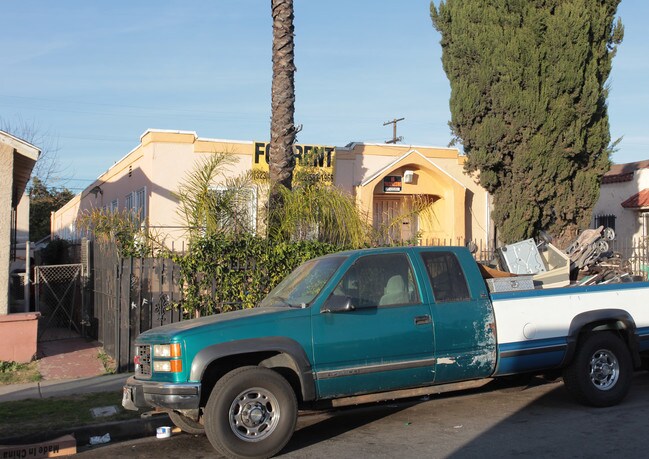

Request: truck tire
left=169, top=410, right=205, bottom=435
left=204, top=366, right=298, bottom=459
left=563, top=332, right=632, bottom=407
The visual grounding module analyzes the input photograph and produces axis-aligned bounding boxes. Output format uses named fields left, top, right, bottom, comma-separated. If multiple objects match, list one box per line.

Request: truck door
left=312, top=252, right=435, bottom=399
left=417, top=250, right=496, bottom=383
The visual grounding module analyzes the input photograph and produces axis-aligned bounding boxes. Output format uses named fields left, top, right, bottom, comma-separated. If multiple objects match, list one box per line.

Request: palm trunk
left=269, top=0, right=296, bottom=236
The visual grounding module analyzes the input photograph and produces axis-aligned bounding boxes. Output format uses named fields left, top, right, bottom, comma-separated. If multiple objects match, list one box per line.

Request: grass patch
left=97, top=350, right=116, bottom=375
left=0, top=361, right=42, bottom=385
left=0, top=391, right=141, bottom=440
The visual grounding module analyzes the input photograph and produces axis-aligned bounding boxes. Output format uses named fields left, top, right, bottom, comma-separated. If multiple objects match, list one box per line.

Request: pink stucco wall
left=0, top=312, right=40, bottom=362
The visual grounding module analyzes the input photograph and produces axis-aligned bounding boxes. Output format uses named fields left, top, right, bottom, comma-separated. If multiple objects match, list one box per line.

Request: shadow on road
left=283, top=374, right=552, bottom=455
left=285, top=403, right=412, bottom=454
left=445, top=372, right=649, bottom=458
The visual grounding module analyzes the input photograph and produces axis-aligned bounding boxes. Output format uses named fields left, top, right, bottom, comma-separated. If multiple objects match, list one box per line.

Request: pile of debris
left=487, top=226, right=633, bottom=291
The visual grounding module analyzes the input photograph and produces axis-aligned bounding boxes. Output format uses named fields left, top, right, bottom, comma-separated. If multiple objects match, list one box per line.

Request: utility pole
left=383, top=117, right=404, bottom=144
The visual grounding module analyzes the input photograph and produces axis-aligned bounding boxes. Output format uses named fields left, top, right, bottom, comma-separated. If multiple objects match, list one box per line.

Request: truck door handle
left=414, top=315, right=431, bottom=325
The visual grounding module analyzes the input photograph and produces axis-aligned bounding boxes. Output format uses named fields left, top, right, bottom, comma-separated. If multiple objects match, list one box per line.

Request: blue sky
left=1, top=1, right=647, bottom=192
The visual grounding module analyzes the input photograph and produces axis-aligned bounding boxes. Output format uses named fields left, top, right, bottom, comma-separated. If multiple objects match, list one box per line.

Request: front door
left=374, top=197, right=418, bottom=243
left=311, top=252, right=435, bottom=399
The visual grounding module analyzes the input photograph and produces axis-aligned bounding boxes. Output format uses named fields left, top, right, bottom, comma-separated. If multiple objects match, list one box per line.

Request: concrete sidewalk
left=0, top=372, right=130, bottom=402
left=1, top=337, right=128, bottom=402
left=0, top=338, right=171, bottom=448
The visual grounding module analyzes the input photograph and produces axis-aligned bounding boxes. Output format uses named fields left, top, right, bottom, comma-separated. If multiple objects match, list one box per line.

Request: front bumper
left=122, top=376, right=201, bottom=411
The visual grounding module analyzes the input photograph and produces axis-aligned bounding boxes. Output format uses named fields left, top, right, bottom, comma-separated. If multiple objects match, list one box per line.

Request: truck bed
left=490, top=281, right=649, bottom=376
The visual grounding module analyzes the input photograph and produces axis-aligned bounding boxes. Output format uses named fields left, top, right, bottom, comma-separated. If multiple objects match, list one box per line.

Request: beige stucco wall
left=0, top=143, right=14, bottom=315
left=593, top=168, right=649, bottom=242
left=52, top=130, right=259, bottom=248
left=338, top=143, right=490, bottom=244
left=52, top=130, right=493, bottom=251
left=1, top=132, right=39, bottom=315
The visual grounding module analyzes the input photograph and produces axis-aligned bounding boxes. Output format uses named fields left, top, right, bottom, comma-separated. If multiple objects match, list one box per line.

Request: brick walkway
left=37, top=338, right=107, bottom=380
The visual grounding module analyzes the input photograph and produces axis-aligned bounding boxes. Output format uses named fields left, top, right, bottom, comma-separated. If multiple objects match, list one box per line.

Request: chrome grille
left=136, top=345, right=152, bottom=378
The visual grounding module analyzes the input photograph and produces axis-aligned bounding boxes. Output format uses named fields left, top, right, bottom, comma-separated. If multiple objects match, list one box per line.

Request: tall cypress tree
left=431, top=0, right=623, bottom=243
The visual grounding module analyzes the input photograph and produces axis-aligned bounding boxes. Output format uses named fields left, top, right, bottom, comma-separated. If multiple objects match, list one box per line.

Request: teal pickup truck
left=122, top=246, right=649, bottom=459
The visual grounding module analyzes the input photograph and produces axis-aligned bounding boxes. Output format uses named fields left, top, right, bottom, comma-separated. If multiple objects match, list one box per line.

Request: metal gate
left=34, top=264, right=85, bottom=341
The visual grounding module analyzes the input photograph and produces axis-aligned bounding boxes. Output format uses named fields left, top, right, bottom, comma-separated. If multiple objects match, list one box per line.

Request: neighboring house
left=52, top=129, right=493, bottom=249
left=1, top=130, right=40, bottom=315
left=592, top=160, right=649, bottom=243
left=0, top=131, right=41, bottom=364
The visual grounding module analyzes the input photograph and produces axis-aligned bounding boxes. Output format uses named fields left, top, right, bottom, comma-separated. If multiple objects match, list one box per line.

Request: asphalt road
left=78, top=372, right=649, bottom=458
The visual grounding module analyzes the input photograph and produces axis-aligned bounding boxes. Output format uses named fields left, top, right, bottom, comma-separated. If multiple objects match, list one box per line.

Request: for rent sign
left=383, top=176, right=402, bottom=192
left=252, top=142, right=336, bottom=184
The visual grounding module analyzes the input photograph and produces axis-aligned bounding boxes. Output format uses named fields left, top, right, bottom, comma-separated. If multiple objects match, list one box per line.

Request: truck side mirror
left=321, top=295, right=355, bottom=313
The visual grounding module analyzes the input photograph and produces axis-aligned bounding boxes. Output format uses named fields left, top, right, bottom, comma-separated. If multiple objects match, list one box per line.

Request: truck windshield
left=259, top=255, right=347, bottom=308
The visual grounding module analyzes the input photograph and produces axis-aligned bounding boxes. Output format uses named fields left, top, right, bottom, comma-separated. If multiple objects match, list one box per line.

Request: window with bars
left=208, top=186, right=257, bottom=233
left=594, top=214, right=616, bottom=231
left=125, top=187, right=146, bottom=224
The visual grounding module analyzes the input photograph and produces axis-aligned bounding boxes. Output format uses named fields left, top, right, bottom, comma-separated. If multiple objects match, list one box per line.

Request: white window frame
left=210, top=185, right=258, bottom=233
left=642, top=212, right=649, bottom=239
left=125, top=192, right=134, bottom=214
left=135, top=187, right=147, bottom=223
left=125, top=187, right=147, bottom=224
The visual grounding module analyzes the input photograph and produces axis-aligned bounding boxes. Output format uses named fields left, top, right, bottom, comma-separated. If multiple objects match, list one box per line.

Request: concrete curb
left=0, top=373, right=131, bottom=402
left=0, top=414, right=171, bottom=447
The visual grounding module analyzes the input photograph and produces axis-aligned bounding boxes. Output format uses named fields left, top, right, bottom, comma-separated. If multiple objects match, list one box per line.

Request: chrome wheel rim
left=589, top=348, right=619, bottom=391
left=229, top=387, right=280, bottom=441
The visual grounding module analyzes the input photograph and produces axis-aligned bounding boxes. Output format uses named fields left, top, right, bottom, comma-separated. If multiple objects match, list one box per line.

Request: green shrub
left=172, top=233, right=348, bottom=317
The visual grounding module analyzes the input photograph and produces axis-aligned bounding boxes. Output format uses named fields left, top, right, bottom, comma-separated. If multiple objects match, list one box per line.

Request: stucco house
left=52, top=129, right=494, bottom=250
left=0, top=130, right=40, bottom=363
left=1, top=130, right=40, bottom=313
left=592, top=160, right=649, bottom=243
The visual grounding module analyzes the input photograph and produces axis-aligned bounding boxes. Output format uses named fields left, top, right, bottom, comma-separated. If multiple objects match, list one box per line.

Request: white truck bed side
left=490, top=282, right=649, bottom=375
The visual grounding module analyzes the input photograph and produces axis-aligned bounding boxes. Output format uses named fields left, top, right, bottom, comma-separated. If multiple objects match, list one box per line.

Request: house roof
left=360, top=149, right=466, bottom=189
left=602, top=160, right=649, bottom=184
left=0, top=130, right=41, bottom=207
left=621, top=188, right=649, bottom=209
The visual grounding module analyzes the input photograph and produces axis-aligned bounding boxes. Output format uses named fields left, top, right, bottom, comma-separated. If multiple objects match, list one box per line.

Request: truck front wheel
left=563, top=332, right=632, bottom=407
left=204, top=366, right=298, bottom=459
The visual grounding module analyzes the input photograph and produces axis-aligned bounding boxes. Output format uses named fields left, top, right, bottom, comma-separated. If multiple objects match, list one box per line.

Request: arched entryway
left=358, top=150, right=467, bottom=244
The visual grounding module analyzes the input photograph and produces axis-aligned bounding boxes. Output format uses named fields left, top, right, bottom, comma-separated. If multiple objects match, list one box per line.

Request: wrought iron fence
left=417, top=238, right=496, bottom=264
left=90, top=243, right=184, bottom=372
left=607, top=238, right=649, bottom=280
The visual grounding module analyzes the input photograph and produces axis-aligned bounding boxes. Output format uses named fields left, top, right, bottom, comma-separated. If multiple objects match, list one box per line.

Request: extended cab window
left=420, top=252, right=470, bottom=303
left=332, top=253, right=420, bottom=308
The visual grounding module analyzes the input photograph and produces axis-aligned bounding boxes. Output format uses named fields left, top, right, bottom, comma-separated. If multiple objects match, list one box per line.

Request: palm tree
left=174, top=153, right=255, bottom=241
left=268, top=0, right=297, bottom=234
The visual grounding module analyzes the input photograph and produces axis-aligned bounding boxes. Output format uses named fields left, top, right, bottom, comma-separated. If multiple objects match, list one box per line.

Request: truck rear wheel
left=563, top=332, right=632, bottom=407
left=204, top=366, right=297, bottom=459
left=168, top=410, right=205, bottom=435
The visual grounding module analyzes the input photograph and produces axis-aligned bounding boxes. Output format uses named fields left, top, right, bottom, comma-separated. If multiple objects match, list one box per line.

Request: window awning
left=621, top=188, right=649, bottom=209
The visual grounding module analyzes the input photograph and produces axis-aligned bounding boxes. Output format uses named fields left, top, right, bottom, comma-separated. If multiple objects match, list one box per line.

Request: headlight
left=152, top=343, right=182, bottom=373
left=153, top=343, right=181, bottom=358
left=153, top=360, right=182, bottom=372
